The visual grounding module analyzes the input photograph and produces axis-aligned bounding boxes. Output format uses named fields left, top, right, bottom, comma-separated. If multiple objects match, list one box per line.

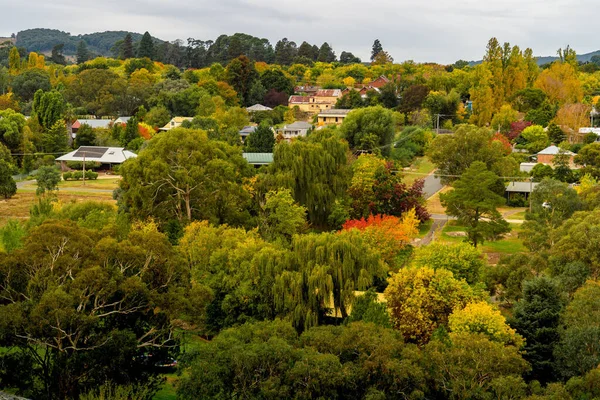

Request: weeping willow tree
left=260, top=129, right=350, bottom=228
left=273, top=230, right=387, bottom=331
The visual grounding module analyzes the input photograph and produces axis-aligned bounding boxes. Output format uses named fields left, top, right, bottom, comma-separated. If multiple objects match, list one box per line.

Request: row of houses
left=288, top=76, right=392, bottom=115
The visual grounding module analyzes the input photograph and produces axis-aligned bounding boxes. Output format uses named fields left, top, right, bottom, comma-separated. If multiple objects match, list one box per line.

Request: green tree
left=424, top=333, right=529, bottom=399
left=76, top=40, right=90, bottom=64
left=259, top=129, right=350, bottom=227
left=547, top=122, right=566, bottom=144
left=259, top=188, right=307, bottom=243
left=246, top=80, right=266, bottom=106
left=346, top=289, right=391, bottom=328
left=520, top=178, right=582, bottom=252
left=226, top=55, right=258, bottom=106
left=245, top=123, right=274, bottom=152
left=371, top=39, right=383, bottom=62
left=0, top=108, right=26, bottom=152
left=32, top=89, right=65, bottom=131
left=35, top=165, right=61, bottom=196
left=412, top=242, right=485, bottom=284
left=122, top=33, right=134, bottom=59
left=339, top=51, right=361, bottom=64
left=428, top=124, right=517, bottom=183
left=120, top=115, right=139, bottom=148
left=0, top=221, right=181, bottom=399
left=137, top=31, right=154, bottom=59
left=74, top=123, right=97, bottom=147
left=530, top=163, right=554, bottom=182
left=521, top=124, right=550, bottom=153
left=0, top=160, right=16, bottom=199
left=340, top=106, right=395, bottom=156
left=317, top=42, right=336, bottom=62
left=441, top=161, right=510, bottom=247
left=555, top=280, right=600, bottom=379
left=119, top=128, right=253, bottom=224
left=510, top=276, right=564, bottom=383
left=145, top=105, right=171, bottom=128
left=384, top=266, right=483, bottom=344
left=50, top=43, right=66, bottom=65
left=41, top=120, right=69, bottom=153
left=10, top=68, right=51, bottom=102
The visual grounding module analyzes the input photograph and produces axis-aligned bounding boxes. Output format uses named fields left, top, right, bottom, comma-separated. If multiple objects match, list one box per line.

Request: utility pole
left=436, top=114, right=441, bottom=134
left=82, top=151, right=86, bottom=186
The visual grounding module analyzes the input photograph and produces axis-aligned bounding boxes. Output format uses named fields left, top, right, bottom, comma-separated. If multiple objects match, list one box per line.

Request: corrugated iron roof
left=243, top=153, right=273, bottom=165
left=56, top=146, right=137, bottom=164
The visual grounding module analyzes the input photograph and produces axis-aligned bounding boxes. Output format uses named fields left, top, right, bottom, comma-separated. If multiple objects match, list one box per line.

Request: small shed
left=505, top=181, right=538, bottom=202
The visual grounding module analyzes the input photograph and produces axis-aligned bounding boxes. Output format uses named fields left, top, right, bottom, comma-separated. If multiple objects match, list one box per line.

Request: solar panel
left=72, top=147, right=108, bottom=159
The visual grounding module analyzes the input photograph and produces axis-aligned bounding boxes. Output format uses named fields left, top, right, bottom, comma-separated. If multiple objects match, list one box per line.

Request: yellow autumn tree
left=0, top=93, right=20, bottom=111
left=469, top=65, right=495, bottom=126
left=534, top=62, right=583, bottom=105
left=27, top=52, right=39, bottom=69
left=384, top=266, right=484, bottom=344
left=448, top=301, right=524, bottom=347
left=554, top=103, right=591, bottom=141
left=343, top=76, right=356, bottom=87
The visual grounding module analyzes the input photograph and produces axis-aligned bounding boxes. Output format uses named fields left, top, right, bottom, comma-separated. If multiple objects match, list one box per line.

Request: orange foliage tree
left=342, top=210, right=419, bottom=267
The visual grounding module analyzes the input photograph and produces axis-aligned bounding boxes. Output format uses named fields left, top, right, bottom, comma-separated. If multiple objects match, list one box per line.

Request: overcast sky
left=2, top=0, right=598, bottom=63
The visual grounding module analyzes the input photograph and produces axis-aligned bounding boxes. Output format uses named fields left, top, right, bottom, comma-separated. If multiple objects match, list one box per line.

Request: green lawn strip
left=439, top=222, right=526, bottom=254
left=417, top=220, right=433, bottom=238
left=403, top=157, right=435, bottom=185
left=153, top=373, right=178, bottom=400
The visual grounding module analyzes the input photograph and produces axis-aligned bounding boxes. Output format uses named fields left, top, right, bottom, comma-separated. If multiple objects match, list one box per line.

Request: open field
left=0, top=177, right=119, bottom=225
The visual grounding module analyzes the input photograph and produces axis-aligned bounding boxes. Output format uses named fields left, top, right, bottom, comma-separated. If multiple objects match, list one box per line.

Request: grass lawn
left=438, top=222, right=526, bottom=255
left=403, top=157, right=436, bottom=185
left=425, top=186, right=451, bottom=214
left=417, top=220, right=433, bottom=239
left=507, top=211, right=526, bottom=220
left=154, top=374, right=178, bottom=400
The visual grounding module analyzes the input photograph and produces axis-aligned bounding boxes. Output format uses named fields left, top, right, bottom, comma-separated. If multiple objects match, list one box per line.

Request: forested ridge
left=1, top=35, right=600, bottom=399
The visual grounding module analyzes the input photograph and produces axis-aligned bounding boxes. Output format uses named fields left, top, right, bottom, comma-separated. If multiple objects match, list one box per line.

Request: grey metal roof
left=537, top=145, right=575, bottom=156
left=77, top=119, right=113, bottom=129
left=246, top=104, right=273, bottom=112
left=505, top=181, right=539, bottom=193
left=243, top=153, right=273, bottom=165
left=56, top=146, right=137, bottom=164
left=283, top=121, right=312, bottom=130
left=114, top=116, right=132, bottom=124
left=239, top=126, right=257, bottom=136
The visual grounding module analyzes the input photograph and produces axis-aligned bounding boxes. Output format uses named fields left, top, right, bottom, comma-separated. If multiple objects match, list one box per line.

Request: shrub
left=62, top=172, right=73, bottom=181
left=85, top=170, right=98, bottom=180
left=66, top=161, right=101, bottom=170
left=72, top=171, right=83, bottom=180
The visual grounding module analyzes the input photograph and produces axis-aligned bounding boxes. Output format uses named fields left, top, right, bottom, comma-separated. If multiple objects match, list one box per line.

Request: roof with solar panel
left=56, top=146, right=138, bottom=164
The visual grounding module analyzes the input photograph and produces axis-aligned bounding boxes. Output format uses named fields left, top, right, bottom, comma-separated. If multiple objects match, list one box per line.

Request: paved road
left=422, top=173, right=443, bottom=198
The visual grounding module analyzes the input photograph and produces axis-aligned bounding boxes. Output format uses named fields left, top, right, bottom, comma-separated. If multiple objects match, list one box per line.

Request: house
left=579, top=127, right=600, bottom=141
left=159, top=117, right=193, bottom=131
left=246, top=104, right=273, bottom=113
left=72, top=119, right=113, bottom=133
left=239, top=125, right=257, bottom=142
left=279, top=121, right=312, bottom=140
left=536, top=145, right=576, bottom=167
left=56, top=146, right=137, bottom=170
left=288, top=89, right=343, bottom=115
left=294, top=85, right=320, bottom=95
left=243, top=153, right=273, bottom=167
left=505, top=181, right=539, bottom=202
left=317, top=109, right=352, bottom=126
left=114, top=116, right=132, bottom=125
left=367, top=75, right=391, bottom=89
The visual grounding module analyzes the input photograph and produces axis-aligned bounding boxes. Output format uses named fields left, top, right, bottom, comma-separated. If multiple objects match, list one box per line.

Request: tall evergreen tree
left=274, top=38, right=297, bottom=65
left=245, top=123, right=275, bottom=153
left=76, top=40, right=90, bottom=64
left=50, top=43, right=66, bottom=65
left=510, top=277, right=564, bottom=384
left=297, top=41, right=314, bottom=59
left=137, top=32, right=154, bottom=59
left=0, top=160, right=16, bottom=199
left=371, top=39, right=383, bottom=61
left=122, top=33, right=134, bottom=59
left=440, top=161, right=510, bottom=247
left=317, top=42, right=336, bottom=63
left=120, top=116, right=139, bottom=147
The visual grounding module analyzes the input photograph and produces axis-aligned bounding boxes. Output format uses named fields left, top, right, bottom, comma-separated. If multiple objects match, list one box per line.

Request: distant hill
left=469, top=49, right=600, bottom=67
left=15, top=29, right=161, bottom=56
